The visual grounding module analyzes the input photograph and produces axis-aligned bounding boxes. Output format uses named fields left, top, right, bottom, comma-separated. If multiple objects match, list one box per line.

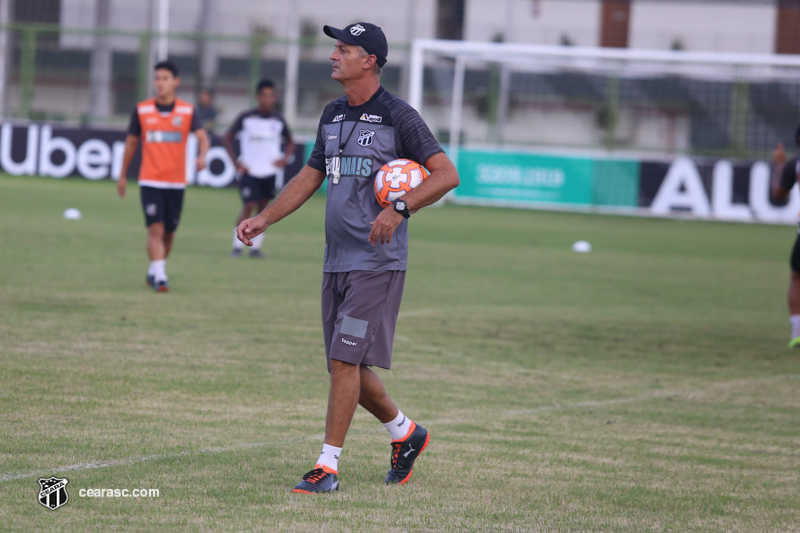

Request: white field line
left=0, top=435, right=315, bottom=483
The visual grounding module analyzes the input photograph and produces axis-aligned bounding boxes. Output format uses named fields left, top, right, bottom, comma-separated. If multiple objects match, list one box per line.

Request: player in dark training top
left=237, top=22, right=459, bottom=493
left=224, top=79, right=295, bottom=258
left=771, top=124, right=800, bottom=347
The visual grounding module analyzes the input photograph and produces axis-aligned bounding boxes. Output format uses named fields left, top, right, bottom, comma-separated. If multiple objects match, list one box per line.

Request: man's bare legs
left=147, top=222, right=172, bottom=261
left=146, top=222, right=174, bottom=290
left=788, top=271, right=800, bottom=346
left=232, top=198, right=271, bottom=256
left=324, top=362, right=401, bottom=447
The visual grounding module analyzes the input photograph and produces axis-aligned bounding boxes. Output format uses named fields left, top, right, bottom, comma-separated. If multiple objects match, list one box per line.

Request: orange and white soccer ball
left=374, top=159, right=428, bottom=208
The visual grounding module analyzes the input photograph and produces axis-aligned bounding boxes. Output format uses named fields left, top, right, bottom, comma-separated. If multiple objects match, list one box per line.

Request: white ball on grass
left=63, top=208, right=82, bottom=220
left=572, top=240, right=591, bottom=253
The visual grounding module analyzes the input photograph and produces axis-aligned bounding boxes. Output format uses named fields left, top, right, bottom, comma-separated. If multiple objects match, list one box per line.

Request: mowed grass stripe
left=0, top=391, right=681, bottom=484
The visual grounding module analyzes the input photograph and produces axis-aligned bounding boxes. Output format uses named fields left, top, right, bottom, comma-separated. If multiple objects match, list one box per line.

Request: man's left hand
left=368, top=205, right=404, bottom=246
left=195, top=156, right=207, bottom=172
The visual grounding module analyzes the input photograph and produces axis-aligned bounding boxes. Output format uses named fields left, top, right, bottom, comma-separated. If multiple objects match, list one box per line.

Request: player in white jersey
left=223, top=79, right=295, bottom=258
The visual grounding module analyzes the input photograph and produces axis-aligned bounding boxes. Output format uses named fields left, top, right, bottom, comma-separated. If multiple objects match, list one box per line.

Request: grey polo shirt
left=307, top=86, right=444, bottom=273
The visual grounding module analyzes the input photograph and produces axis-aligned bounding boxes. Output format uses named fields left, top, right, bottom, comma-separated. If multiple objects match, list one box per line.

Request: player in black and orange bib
left=117, top=60, right=210, bottom=292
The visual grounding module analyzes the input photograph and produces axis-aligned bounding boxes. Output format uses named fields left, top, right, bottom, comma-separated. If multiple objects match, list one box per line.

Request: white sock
left=150, top=259, right=167, bottom=282
left=384, top=410, right=413, bottom=441
left=790, top=315, right=800, bottom=339
left=315, top=444, right=341, bottom=473
left=252, top=232, right=265, bottom=250
left=232, top=228, right=243, bottom=250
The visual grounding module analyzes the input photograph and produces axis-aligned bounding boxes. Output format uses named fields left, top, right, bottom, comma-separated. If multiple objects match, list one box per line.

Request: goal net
left=408, top=39, right=800, bottom=162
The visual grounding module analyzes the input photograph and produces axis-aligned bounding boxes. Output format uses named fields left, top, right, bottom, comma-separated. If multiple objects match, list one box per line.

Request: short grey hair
left=357, top=45, right=382, bottom=77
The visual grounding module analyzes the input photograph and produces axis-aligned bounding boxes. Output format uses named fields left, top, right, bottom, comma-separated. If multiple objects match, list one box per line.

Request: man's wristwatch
left=392, top=198, right=411, bottom=219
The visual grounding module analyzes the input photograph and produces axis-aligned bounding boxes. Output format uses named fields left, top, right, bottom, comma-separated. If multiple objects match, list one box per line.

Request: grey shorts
left=321, top=270, right=406, bottom=372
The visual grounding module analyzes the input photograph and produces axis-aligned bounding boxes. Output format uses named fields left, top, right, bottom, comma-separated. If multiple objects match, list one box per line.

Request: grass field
left=1, top=174, right=799, bottom=532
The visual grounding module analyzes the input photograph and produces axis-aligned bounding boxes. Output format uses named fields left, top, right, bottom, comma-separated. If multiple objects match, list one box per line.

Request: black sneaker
left=249, top=249, right=265, bottom=259
left=385, top=423, right=430, bottom=484
left=292, top=468, right=339, bottom=494
left=145, top=274, right=155, bottom=288
left=155, top=280, right=169, bottom=293
left=230, top=248, right=242, bottom=258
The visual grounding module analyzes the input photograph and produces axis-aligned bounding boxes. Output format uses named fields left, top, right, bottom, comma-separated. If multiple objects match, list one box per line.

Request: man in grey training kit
left=237, top=22, right=459, bottom=493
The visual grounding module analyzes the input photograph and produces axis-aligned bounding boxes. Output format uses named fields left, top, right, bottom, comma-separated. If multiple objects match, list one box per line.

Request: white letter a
left=651, top=157, right=711, bottom=217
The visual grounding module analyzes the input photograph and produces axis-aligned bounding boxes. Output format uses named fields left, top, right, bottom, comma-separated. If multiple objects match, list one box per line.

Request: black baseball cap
left=323, top=22, right=388, bottom=67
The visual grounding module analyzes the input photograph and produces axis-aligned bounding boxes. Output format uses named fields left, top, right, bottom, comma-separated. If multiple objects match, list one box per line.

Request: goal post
left=408, top=39, right=800, bottom=222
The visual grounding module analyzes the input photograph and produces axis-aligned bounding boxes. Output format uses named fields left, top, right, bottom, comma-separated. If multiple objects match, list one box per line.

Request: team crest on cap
left=350, top=24, right=366, bottom=36
left=357, top=129, right=375, bottom=147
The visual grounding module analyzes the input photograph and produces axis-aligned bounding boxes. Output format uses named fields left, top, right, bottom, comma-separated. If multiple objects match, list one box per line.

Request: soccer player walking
left=771, top=126, right=800, bottom=347
left=238, top=22, right=459, bottom=493
left=117, top=60, right=210, bottom=292
left=223, top=79, right=295, bottom=258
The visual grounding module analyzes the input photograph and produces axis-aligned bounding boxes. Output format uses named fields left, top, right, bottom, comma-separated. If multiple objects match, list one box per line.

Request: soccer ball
left=374, top=159, right=428, bottom=208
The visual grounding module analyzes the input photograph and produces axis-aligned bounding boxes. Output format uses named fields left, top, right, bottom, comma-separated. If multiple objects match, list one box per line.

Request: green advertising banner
left=591, top=159, right=641, bottom=208
left=453, top=150, right=639, bottom=209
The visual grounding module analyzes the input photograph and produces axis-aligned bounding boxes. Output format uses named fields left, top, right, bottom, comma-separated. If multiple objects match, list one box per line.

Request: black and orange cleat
left=146, top=274, right=155, bottom=288
left=293, top=467, right=339, bottom=494
left=155, top=280, right=169, bottom=293
left=384, top=423, right=430, bottom=484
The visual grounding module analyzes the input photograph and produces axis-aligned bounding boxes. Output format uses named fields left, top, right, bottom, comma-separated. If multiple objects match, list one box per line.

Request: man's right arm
left=223, top=114, right=247, bottom=174
left=118, top=107, right=142, bottom=198
left=237, top=164, right=325, bottom=246
left=222, top=131, right=237, bottom=167
left=117, top=134, right=140, bottom=198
